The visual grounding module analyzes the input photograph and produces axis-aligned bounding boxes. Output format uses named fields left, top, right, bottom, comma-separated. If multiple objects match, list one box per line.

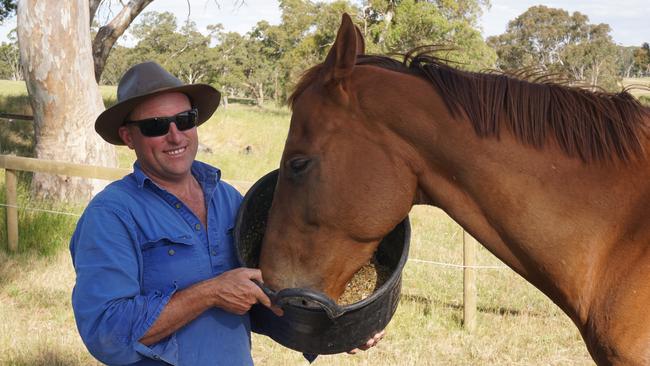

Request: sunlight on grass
left=0, top=202, right=594, bottom=365
left=251, top=209, right=593, bottom=365
left=623, top=77, right=650, bottom=96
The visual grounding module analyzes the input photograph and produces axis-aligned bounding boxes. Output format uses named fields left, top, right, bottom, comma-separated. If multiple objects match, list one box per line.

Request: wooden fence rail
left=0, top=154, right=130, bottom=252
left=1, top=154, right=480, bottom=332
left=0, top=112, right=34, bottom=120
left=0, top=154, right=129, bottom=181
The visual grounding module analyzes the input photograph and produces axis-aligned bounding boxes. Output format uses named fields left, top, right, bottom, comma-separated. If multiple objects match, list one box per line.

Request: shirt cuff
left=133, top=283, right=179, bottom=364
left=134, top=336, right=179, bottom=365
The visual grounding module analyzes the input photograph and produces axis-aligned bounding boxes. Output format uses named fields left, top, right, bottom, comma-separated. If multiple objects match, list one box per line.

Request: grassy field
left=623, top=77, right=650, bottom=96
left=0, top=205, right=594, bottom=365
left=1, top=76, right=635, bottom=365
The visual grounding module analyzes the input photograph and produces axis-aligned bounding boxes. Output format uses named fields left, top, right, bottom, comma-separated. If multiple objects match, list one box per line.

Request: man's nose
left=166, top=122, right=183, bottom=143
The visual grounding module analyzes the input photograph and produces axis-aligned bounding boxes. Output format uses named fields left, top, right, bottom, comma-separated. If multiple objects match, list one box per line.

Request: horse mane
left=290, top=49, right=650, bottom=163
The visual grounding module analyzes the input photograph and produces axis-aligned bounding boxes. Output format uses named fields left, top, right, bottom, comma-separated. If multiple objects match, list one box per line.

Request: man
left=70, top=62, right=380, bottom=366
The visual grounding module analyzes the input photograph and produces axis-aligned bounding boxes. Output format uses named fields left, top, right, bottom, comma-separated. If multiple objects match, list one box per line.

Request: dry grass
left=1, top=96, right=596, bottom=364
left=0, top=251, right=101, bottom=365
left=623, top=77, right=650, bottom=96
left=0, top=205, right=594, bottom=365
left=250, top=206, right=593, bottom=365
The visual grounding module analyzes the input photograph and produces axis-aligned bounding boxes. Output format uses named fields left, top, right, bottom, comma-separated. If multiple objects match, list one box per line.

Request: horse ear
left=354, top=25, right=365, bottom=55
left=322, top=13, right=364, bottom=83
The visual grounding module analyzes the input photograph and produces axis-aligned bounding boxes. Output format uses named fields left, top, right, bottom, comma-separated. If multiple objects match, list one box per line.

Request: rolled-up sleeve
left=70, top=205, right=178, bottom=365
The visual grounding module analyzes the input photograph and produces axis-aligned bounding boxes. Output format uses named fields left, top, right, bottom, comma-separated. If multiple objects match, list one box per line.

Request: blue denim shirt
left=70, top=161, right=252, bottom=366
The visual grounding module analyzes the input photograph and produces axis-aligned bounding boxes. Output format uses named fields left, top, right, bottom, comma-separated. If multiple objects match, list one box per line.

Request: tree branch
left=91, top=0, right=154, bottom=82
left=89, top=0, right=102, bottom=26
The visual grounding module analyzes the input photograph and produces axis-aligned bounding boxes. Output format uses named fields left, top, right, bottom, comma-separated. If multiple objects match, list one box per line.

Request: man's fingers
left=240, top=268, right=282, bottom=314
left=270, top=305, right=284, bottom=316
left=252, top=285, right=285, bottom=316
left=252, top=285, right=272, bottom=308
left=244, top=268, right=263, bottom=282
left=373, top=330, right=385, bottom=342
left=211, top=268, right=273, bottom=314
left=348, top=330, right=385, bottom=353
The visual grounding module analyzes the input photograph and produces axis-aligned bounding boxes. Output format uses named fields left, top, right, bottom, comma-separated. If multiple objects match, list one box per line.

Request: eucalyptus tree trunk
left=17, top=1, right=117, bottom=202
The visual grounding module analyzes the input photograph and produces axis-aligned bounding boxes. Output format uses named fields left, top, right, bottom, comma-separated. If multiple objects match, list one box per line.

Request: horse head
left=258, top=14, right=419, bottom=300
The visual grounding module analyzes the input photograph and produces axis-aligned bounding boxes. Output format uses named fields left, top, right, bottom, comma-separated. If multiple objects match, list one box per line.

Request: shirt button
left=211, top=250, right=217, bottom=256
left=153, top=355, right=160, bottom=360
left=175, top=203, right=181, bottom=209
left=195, top=223, right=201, bottom=230
left=168, top=249, right=175, bottom=256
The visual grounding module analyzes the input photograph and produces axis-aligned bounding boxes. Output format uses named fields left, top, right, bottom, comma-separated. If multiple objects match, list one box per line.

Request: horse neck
left=390, top=82, right=650, bottom=326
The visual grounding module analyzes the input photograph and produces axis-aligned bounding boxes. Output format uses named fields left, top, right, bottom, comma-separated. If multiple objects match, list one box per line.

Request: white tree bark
left=17, top=0, right=117, bottom=202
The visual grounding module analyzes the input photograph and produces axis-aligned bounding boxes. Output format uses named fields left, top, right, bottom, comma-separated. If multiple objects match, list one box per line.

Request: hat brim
left=95, top=84, right=221, bottom=145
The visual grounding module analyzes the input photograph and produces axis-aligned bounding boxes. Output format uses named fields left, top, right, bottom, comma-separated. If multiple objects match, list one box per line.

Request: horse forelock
left=288, top=64, right=326, bottom=109
left=290, top=48, right=650, bottom=164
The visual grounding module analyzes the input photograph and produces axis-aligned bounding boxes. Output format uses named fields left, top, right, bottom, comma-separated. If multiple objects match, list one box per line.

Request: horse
left=258, top=13, right=650, bottom=365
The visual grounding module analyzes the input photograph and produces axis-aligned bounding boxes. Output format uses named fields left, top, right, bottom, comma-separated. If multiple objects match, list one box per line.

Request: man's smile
left=165, top=146, right=187, bottom=156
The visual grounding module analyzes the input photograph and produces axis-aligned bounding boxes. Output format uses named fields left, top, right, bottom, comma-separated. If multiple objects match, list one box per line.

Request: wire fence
left=0, top=200, right=509, bottom=271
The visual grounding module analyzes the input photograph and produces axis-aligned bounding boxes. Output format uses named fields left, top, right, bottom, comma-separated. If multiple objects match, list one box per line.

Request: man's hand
left=139, top=268, right=272, bottom=345
left=347, top=330, right=385, bottom=354
left=208, top=268, right=273, bottom=315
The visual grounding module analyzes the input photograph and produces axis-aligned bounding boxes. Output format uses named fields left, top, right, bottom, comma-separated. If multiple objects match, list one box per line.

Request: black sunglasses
left=124, top=108, right=199, bottom=137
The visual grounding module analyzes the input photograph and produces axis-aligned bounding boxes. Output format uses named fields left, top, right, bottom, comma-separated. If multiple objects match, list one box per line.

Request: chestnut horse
left=259, top=14, right=650, bottom=365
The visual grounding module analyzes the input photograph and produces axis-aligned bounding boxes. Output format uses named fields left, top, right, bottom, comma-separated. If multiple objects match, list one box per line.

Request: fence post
left=463, top=230, right=477, bottom=332
left=5, top=168, right=18, bottom=252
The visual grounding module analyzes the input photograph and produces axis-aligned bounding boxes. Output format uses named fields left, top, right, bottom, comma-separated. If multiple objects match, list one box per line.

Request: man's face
left=118, top=92, right=199, bottom=184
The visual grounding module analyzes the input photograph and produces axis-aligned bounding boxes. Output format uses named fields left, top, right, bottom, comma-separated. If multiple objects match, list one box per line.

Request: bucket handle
left=253, top=280, right=345, bottom=320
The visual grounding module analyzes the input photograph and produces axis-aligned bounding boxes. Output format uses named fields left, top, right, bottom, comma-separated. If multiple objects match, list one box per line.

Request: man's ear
left=118, top=126, right=135, bottom=149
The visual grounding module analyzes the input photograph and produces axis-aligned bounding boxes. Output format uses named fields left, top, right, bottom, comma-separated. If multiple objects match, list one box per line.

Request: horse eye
left=287, top=157, right=312, bottom=175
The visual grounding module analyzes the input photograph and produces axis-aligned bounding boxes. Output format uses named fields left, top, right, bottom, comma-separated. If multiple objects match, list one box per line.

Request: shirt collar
left=132, top=161, right=222, bottom=192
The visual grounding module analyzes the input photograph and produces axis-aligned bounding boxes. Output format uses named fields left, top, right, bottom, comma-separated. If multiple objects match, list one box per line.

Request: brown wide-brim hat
left=95, top=61, right=221, bottom=145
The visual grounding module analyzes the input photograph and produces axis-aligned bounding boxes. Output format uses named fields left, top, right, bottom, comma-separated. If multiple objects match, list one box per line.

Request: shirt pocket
left=141, top=235, right=207, bottom=292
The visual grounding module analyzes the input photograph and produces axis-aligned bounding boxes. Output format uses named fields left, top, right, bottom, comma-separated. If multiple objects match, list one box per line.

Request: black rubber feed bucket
left=234, top=170, right=410, bottom=355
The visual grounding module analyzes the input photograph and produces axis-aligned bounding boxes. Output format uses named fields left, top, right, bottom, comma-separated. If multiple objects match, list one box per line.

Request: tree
left=487, top=5, right=620, bottom=90
left=618, top=46, right=637, bottom=78
left=94, top=0, right=495, bottom=107
left=0, top=0, right=15, bottom=23
left=16, top=1, right=159, bottom=201
left=128, top=12, right=214, bottom=84
left=562, top=23, right=619, bottom=90
left=0, top=29, right=21, bottom=80
left=99, top=44, right=132, bottom=86
left=211, top=30, right=250, bottom=101
left=0, top=1, right=18, bottom=80
left=274, top=0, right=323, bottom=97
left=91, top=0, right=154, bottom=82
left=247, top=21, right=288, bottom=102
left=249, top=0, right=496, bottom=104
left=210, top=26, right=275, bottom=106
left=632, top=43, right=650, bottom=77
left=363, top=0, right=496, bottom=70
left=17, top=1, right=119, bottom=201
left=488, top=6, right=583, bottom=70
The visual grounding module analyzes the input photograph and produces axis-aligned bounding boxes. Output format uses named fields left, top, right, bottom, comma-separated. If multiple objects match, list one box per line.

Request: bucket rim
left=234, top=169, right=411, bottom=314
